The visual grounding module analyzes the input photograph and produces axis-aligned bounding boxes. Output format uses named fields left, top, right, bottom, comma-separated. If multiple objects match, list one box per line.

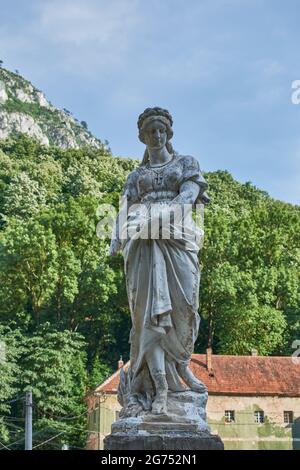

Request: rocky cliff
left=0, top=67, right=103, bottom=149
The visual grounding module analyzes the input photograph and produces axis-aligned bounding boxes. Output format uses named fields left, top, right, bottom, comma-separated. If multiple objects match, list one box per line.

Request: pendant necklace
left=148, top=154, right=174, bottom=186
left=152, top=167, right=164, bottom=185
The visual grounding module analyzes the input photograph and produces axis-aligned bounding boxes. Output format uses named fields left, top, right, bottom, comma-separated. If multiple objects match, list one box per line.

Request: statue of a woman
left=110, top=107, right=209, bottom=416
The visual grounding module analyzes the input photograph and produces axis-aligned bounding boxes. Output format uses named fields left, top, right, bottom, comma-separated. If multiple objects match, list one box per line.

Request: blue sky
left=1, top=0, right=300, bottom=204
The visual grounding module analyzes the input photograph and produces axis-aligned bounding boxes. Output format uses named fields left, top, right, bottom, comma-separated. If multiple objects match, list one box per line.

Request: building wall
left=207, top=395, right=300, bottom=450
left=87, top=394, right=120, bottom=450
left=86, top=393, right=300, bottom=450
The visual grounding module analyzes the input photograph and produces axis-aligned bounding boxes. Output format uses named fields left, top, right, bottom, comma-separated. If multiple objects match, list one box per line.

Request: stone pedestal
left=104, top=431, right=223, bottom=450
left=104, top=391, right=224, bottom=450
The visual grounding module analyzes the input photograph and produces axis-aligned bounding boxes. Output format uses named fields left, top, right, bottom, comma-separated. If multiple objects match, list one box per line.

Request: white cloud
left=33, top=0, right=142, bottom=72
left=0, top=0, right=237, bottom=83
left=33, top=0, right=234, bottom=83
left=38, top=0, right=140, bottom=46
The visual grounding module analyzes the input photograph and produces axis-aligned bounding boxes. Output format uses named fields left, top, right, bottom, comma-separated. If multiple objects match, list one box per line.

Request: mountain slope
left=0, top=67, right=103, bottom=149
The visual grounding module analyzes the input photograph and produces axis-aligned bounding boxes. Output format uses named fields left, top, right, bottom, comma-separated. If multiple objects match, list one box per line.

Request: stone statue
left=106, top=107, right=223, bottom=450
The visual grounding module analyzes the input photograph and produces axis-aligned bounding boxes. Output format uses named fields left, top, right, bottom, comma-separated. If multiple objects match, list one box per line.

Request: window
left=284, top=411, right=294, bottom=424
left=115, top=411, right=120, bottom=421
left=224, top=410, right=235, bottom=423
left=254, top=410, right=264, bottom=424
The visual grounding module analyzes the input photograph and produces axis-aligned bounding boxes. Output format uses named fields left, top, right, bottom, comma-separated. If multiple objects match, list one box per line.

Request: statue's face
left=144, top=120, right=167, bottom=150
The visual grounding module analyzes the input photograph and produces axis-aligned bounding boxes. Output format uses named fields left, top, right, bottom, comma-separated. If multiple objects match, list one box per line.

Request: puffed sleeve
left=122, top=169, right=140, bottom=203
left=180, top=155, right=210, bottom=204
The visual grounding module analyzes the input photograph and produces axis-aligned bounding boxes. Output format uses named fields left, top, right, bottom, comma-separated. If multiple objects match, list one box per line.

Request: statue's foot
left=178, top=364, right=208, bottom=393
left=151, top=372, right=168, bottom=415
left=151, top=394, right=167, bottom=415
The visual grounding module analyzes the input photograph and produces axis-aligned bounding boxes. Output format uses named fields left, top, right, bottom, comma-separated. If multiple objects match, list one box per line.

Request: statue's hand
left=200, top=191, right=210, bottom=205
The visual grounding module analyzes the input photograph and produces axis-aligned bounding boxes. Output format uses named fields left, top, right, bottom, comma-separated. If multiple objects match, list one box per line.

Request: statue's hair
left=137, top=107, right=175, bottom=166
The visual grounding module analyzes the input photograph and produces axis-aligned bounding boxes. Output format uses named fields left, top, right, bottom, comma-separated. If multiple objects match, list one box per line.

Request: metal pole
left=25, top=391, right=32, bottom=450
left=98, top=395, right=100, bottom=450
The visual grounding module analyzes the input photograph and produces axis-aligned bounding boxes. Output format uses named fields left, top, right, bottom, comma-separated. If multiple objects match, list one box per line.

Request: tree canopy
left=0, top=135, right=299, bottom=448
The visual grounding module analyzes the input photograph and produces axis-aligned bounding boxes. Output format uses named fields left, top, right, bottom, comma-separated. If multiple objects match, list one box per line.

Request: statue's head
left=137, top=107, right=174, bottom=164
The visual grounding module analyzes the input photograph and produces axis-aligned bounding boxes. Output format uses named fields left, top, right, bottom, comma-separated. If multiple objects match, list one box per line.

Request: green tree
left=216, top=305, right=287, bottom=355
left=0, top=218, right=58, bottom=325
left=0, top=326, right=22, bottom=442
left=2, top=172, right=47, bottom=219
left=19, top=324, right=87, bottom=449
left=87, top=355, right=112, bottom=390
left=198, top=171, right=300, bottom=355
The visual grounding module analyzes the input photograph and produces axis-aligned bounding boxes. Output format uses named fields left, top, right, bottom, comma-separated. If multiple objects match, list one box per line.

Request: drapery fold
left=122, top=204, right=202, bottom=395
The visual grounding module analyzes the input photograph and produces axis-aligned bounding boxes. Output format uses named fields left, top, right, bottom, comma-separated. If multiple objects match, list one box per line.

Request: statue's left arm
left=172, top=155, right=210, bottom=205
left=171, top=180, right=202, bottom=205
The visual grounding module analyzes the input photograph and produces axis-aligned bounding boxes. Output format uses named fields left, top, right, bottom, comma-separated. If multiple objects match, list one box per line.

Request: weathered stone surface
left=0, top=67, right=104, bottom=149
left=15, top=88, right=35, bottom=104
left=113, top=391, right=209, bottom=432
left=104, top=390, right=224, bottom=450
left=36, top=91, right=50, bottom=108
left=104, top=432, right=224, bottom=450
left=0, top=111, right=49, bottom=145
left=0, top=81, right=8, bottom=104
left=107, top=107, right=223, bottom=450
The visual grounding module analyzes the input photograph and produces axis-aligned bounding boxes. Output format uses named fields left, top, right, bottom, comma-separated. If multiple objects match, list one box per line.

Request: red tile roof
left=93, top=354, right=300, bottom=397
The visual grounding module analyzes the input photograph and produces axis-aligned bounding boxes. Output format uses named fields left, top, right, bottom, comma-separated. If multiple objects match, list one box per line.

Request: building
left=85, top=351, right=300, bottom=450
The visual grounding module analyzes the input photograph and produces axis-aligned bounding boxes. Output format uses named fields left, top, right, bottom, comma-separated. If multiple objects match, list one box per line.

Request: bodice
left=137, top=154, right=182, bottom=198
left=122, top=153, right=208, bottom=205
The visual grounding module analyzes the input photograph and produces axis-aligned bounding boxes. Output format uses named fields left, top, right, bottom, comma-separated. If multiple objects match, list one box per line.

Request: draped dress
left=116, top=152, right=208, bottom=399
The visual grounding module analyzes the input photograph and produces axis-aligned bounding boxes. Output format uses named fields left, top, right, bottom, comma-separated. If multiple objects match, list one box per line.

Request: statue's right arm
left=110, top=170, right=139, bottom=256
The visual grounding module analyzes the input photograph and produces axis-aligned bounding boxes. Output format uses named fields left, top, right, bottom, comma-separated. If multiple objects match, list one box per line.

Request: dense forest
left=0, top=134, right=299, bottom=449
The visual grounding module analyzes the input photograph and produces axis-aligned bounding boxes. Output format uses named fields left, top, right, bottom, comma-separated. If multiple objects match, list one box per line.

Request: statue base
left=103, top=390, right=224, bottom=450
left=104, top=430, right=223, bottom=450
